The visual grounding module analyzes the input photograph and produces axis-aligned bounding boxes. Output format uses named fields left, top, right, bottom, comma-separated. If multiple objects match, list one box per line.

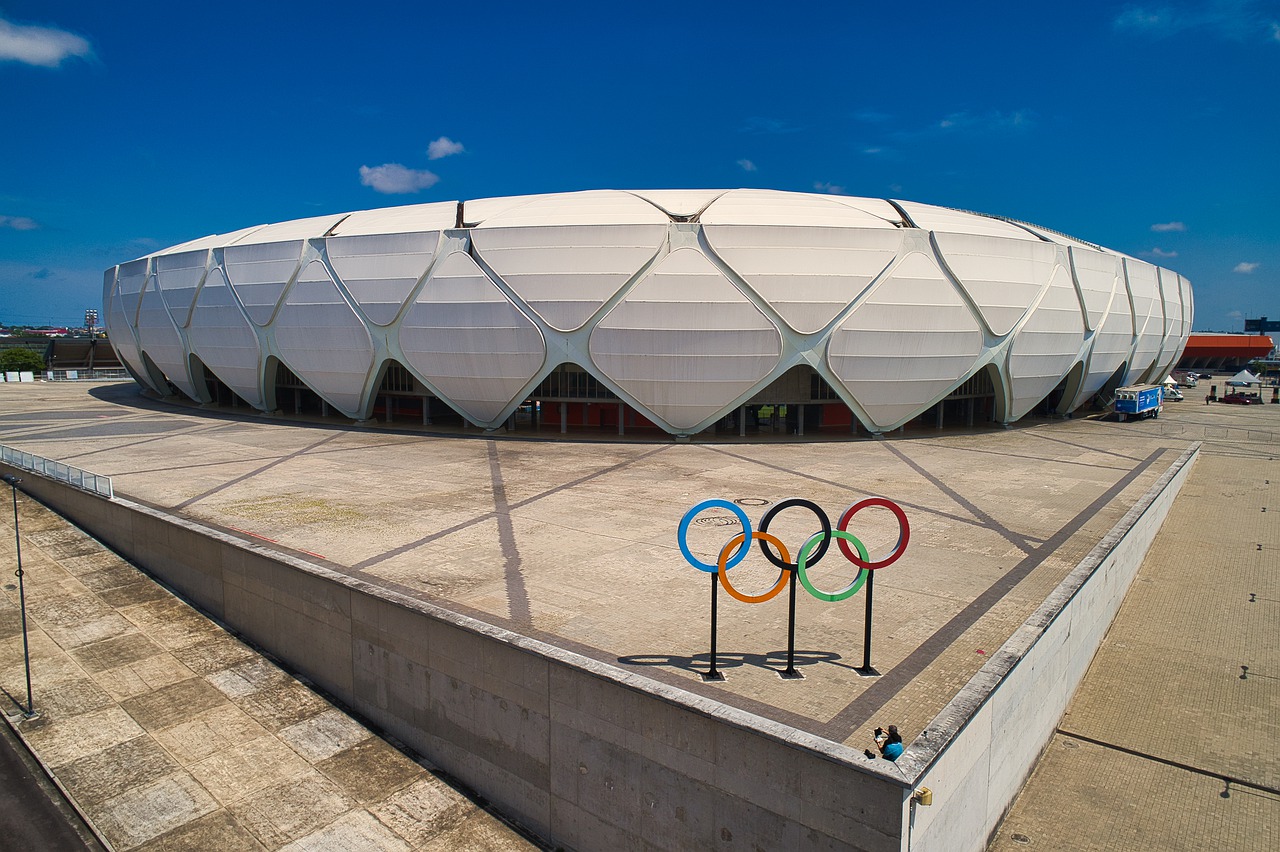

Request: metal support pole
left=618, top=403, right=624, bottom=436
left=782, top=568, right=801, bottom=678
left=703, top=570, right=723, bottom=681
left=560, top=402, right=567, bottom=434
left=857, top=570, right=878, bottom=676
left=2, top=476, right=33, bottom=716
left=739, top=405, right=746, bottom=437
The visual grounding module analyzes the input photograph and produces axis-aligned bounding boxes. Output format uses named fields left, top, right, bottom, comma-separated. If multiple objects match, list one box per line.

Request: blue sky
left=1, top=0, right=1276, bottom=330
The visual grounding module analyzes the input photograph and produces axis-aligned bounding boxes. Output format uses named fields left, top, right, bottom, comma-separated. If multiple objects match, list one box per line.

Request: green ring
left=797, top=530, right=869, bottom=602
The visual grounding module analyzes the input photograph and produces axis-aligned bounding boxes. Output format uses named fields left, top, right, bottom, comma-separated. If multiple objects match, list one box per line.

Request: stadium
left=103, top=189, right=1192, bottom=438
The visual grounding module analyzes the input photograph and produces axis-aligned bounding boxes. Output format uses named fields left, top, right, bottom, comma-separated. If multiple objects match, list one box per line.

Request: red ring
left=836, top=497, right=909, bottom=570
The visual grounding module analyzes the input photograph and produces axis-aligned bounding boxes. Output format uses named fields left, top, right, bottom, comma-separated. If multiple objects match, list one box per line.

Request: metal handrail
left=0, top=445, right=113, bottom=498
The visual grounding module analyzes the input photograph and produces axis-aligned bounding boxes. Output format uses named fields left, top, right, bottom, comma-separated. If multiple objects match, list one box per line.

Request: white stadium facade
left=103, top=189, right=1192, bottom=439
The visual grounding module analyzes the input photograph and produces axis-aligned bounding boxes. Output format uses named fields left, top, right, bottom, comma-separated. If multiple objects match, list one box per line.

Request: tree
left=0, top=348, right=46, bottom=372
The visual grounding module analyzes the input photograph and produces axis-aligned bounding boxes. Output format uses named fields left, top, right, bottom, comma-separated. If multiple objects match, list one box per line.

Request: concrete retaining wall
left=901, top=444, right=1200, bottom=851
left=3, top=464, right=907, bottom=851
left=3, top=442, right=1197, bottom=851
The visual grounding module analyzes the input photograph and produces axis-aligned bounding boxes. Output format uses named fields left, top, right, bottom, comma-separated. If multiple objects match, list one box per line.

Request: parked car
left=1199, top=373, right=1213, bottom=379
left=1165, top=387, right=1185, bottom=401
left=1221, top=392, right=1263, bottom=405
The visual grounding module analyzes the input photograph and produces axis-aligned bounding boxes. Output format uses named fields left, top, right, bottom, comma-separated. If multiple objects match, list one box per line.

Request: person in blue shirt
left=866, top=725, right=904, bottom=761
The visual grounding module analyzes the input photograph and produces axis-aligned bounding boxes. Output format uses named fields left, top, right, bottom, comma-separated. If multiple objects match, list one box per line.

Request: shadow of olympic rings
left=617, top=649, right=855, bottom=676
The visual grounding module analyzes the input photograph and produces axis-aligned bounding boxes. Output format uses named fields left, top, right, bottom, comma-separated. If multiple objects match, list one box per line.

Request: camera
left=874, top=727, right=883, bottom=737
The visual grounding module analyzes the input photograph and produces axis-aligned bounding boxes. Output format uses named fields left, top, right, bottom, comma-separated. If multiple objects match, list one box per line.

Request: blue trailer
left=1114, top=384, right=1163, bottom=421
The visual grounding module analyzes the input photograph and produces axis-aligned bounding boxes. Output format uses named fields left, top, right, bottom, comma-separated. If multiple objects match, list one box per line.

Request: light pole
left=1, top=474, right=33, bottom=717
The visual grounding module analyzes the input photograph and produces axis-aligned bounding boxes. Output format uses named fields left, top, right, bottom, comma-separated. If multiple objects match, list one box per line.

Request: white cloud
left=1114, top=2, right=1280, bottom=42
left=1147, top=247, right=1178, bottom=258
left=0, top=215, right=39, bottom=230
left=0, top=17, right=91, bottom=67
left=1151, top=221, right=1186, bottom=232
left=862, top=147, right=884, bottom=155
left=813, top=181, right=846, bottom=195
left=1234, top=261, right=1260, bottom=273
left=359, top=163, right=439, bottom=194
left=426, top=136, right=464, bottom=160
left=736, top=159, right=757, bottom=172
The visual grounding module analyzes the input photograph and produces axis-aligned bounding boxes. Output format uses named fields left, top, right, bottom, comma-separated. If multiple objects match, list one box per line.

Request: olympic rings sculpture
left=677, top=497, right=910, bottom=603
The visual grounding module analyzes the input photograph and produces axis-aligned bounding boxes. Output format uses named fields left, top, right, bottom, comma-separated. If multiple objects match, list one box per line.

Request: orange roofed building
left=1178, top=333, right=1275, bottom=370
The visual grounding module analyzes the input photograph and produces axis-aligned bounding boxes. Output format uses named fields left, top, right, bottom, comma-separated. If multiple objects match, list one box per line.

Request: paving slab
left=0, top=491, right=537, bottom=850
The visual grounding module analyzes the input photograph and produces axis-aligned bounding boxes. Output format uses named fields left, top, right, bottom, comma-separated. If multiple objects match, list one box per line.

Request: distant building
left=1243, top=316, right=1280, bottom=335
left=1178, top=333, right=1275, bottom=371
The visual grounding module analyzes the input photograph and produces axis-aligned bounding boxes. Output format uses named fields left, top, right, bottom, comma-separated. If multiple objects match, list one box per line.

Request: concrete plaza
left=1, top=377, right=1276, bottom=849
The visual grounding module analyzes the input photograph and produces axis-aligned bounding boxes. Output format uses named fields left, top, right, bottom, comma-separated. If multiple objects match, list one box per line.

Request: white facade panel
left=472, top=224, right=666, bottom=331
left=186, top=268, right=264, bottom=407
left=701, top=189, right=901, bottom=228
left=135, top=276, right=201, bottom=399
left=1068, top=278, right=1134, bottom=409
left=274, top=261, right=376, bottom=417
left=470, top=190, right=669, bottom=228
left=1152, top=268, right=1184, bottom=378
left=590, top=248, right=782, bottom=431
left=116, top=258, right=149, bottom=327
left=935, top=233, right=1057, bottom=336
left=106, top=270, right=154, bottom=392
left=223, top=240, right=303, bottom=326
left=1179, top=276, right=1194, bottom=337
left=1069, top=247, right=1121, bottom=331
left=331, top=201, right=457, bottom=236
left=226, top=213, right=345, bottom=244
left=897, top=201, right=1038, bottom=240
left=154, top=249, right=209, bottom=328
left=1007, top=265, right=1085, bottom=420
left=626, top=189, right=726, bottom=218
left=398, top=251, right=546, bottom=424
left=156, top=224, right=266, bottom=257
left=1124, top=260, right=1163, bottom=384
left=704, top=225, right=903, bottom=334
left=828, top=251, right=984, bottom=430
left=326, top=232, right=441, bottom=326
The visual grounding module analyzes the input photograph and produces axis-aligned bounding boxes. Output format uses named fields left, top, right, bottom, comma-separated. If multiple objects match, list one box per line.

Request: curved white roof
left=106, top=189, right=1192, bottom=436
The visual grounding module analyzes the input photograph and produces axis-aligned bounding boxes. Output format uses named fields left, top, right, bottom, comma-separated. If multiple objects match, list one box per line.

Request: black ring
left=757, top=497, right=831, bottom=570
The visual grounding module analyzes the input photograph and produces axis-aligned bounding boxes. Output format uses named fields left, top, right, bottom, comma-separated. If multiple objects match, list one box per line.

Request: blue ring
left=678, top=499, right=752, bottom=573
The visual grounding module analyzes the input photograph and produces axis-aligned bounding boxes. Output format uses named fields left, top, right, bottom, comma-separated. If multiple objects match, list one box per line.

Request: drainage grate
left=692, top=515, right=742, bottom=527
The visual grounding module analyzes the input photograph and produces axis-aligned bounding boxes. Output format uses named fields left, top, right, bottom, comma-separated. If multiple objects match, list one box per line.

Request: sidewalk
left=989, top=434, right=1280, bottom=849
left=0, top=492, right=537, bottom=851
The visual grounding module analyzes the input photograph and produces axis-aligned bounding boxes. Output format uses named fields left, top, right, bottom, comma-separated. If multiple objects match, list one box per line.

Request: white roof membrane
left=472, top=224, right=666, bottom=332
left=397, top=251, right=546, bottom=424
left=102, top=189, right=1193, bottom=435
left=273, top=261, right=376, bottom=418
left=703, top=225, right=903, bottom=334
left=590, top=248, right=782, bottom=431
left=326, top=231, right=442, bottom=326
left=223, top=240, right=304, bottom=326
left=186, top=267, right=264, bottom=407
left=828, top=251, right=984, bottom=430
left=934, top=233, right=1058, bottom=336
left=135, top=277, right=201, bottom=399
left=155, top=249, right=210, bottom=329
